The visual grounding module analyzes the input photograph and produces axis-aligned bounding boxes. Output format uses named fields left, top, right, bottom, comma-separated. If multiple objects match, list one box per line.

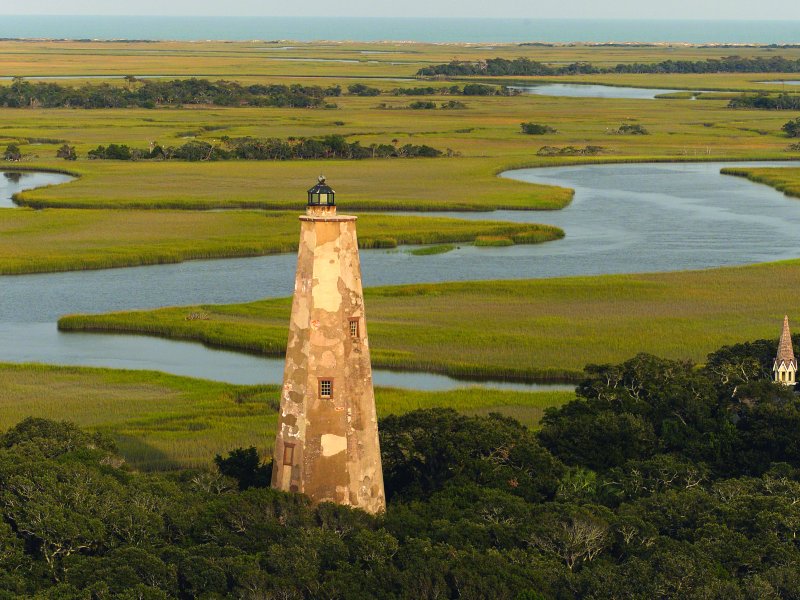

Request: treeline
left=5, top=335, right=800, bottom=597
left=86, top=135, right=443, bottom=161
left=728, top=92, right=800, bottom=110
left=349, top=82, right=511, bottom=96
left=417, top=55, right=800, bottom=77
left=0, top=77, right=341, bottom=108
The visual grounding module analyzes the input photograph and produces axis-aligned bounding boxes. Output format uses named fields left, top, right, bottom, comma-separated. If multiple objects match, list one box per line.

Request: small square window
left=319, top=379, right=333, bottom=398
left=349, top=318, right=360, bottom=338
left=283, top=444, right=294, bottom=466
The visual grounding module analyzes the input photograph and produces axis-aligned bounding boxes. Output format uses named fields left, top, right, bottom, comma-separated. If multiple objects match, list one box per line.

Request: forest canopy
left=417, top=55, right=800, bottom=77
left=0, top=77, right=341, bottom=108
left=3, top=335, right=800, bottom=597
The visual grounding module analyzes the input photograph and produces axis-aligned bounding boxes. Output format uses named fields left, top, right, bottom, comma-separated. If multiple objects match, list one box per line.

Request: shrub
left=393, top=86, right=437, bottom=96
left=521, top=122, right=557, bottom=135
left=440, top=100, right=467, bottom=109
left=347, top=83, right=381, bottom=97
left=783, top=117, right=800, bottom=138
left=55, top=144, right=77, bottom=161
left=409, top=101, right=437, bottom=109
left=616, top=123, right=650, bottom=135
left=3, top=143, right=21, bottom=161
left=536, top=145, right=605, bottom=156
left=461, top=83, right=498, bottom=96
left=88, top=144, right=134, bottom=160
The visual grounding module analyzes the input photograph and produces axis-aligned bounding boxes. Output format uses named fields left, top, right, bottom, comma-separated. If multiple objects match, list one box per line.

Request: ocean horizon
left=0, top=16, right=799, bottom=45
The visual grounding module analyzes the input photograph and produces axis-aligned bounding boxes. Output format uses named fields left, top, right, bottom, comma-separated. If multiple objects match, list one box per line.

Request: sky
left=2, top=0, right=799, bottom=20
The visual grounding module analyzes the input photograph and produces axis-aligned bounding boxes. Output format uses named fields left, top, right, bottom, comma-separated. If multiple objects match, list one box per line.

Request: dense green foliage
left=521, top=122, right=557, bottom=135
left=615, top=123, right=650, bottom=135
left=536, top=145, right=605, bottom=156
left=347, top=83, right=381, bottom=97
left=56, top=144, right=77, bottom=161
left=86, top=135, right=443, bottom=161
left=392, top=84, right=506, bottom=96
left=0, top=77, right=341, bottom=108
left=728, top=93, right=800, bottom=110
left=5, top=338, right=800, bottom=597
left=417, top=55, right=800, bottom=77
left=783, top=118, right=800, bottom=138
left=2, top=144, right=21, bottom=161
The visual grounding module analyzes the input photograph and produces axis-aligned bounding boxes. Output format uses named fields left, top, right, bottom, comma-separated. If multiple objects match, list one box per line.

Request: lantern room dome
left=307, top=176, right=335, bottom=206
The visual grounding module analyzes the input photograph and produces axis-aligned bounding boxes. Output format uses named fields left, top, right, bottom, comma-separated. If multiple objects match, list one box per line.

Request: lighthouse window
left=282, top=444, right=295, bottom=466
left=349, top=318, right=360, bottom=338
left=319, top=379, right=333, bottom=398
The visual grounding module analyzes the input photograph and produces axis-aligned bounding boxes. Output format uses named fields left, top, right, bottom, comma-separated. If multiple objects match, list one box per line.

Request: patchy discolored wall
left=271, top=205, right=386, bottom=514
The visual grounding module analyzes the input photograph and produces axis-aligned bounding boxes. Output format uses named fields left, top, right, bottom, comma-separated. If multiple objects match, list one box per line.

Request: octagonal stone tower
left=271, top=177, right=385, bottom=513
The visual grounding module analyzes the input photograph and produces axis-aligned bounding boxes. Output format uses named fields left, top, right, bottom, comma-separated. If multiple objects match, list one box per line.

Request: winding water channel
left=3, top=161, right=800, bottom=387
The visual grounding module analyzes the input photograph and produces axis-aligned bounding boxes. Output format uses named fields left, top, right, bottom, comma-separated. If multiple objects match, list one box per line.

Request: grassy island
left=59, top=259, right=800, bottom=382
left=0, top=209, right=561, bottom=275
left=722, top=166, right=800, bottom=200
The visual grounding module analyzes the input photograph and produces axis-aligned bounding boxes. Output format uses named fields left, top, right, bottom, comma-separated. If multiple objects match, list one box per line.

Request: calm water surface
left=0, top=171, right=74, bottom=208
left=2, top=16, right=800, bottom=44
left=4, top=161, right=800, bottom=386
left=0, top=324, right=565, bottom=391
left=512, top=84, right=682, bottom=100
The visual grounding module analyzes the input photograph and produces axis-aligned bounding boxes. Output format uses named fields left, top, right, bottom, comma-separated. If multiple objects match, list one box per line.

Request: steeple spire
left=774, top=315, right=797, bottom=386
left=777, top=315, right=796, bottom=367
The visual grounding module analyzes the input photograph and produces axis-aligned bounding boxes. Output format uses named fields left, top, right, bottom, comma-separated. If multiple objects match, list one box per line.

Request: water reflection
left=0, top=170, right=75, bottom=208
left=511, top=83, right=683, bottom=100
left=0, top=323, right=572, bottom=391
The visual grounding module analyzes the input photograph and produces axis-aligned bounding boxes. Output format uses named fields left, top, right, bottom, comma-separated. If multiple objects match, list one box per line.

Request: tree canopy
left=417, top=55, right=800, bottom=77
left=3, top=336, right=800, bottom=597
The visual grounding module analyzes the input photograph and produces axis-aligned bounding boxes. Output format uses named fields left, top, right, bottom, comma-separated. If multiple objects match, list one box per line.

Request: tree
left=3, top=143, right=21, bottom=161
left=213, top=447, right=270, bottom=490
left=783, top=117, right=800, bottom=137
left=55, top=144, right=77, bottom=161
left=530, top=505, right=612, bottom=571
left=380, top=408, right=563, bottom=502
left=347, top=83, right=380, bottom=97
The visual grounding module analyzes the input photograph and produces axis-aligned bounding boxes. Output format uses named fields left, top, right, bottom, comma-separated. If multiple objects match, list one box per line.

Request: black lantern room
left=307, top=176, right=335, bottom=206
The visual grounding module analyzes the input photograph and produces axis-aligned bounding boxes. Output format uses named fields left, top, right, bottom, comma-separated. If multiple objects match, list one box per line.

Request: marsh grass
left=474, top=236, right=514, bottom=246
left=722, top=167, right=800, bottom=200
left=408, top=244, right=456, bottom=255
left=0, top=209, right=561, bottom=275
left=6, top=66, right=800, bottom=219
left=0, top=363, right=572, bottom=469
left=57, top=259, right=800, bottom=382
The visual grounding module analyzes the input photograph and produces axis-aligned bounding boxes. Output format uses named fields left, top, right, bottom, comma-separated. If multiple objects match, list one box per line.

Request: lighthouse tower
left=271, top=177, right=385, bottom=513
left=773, top=315, right=797, bottom=387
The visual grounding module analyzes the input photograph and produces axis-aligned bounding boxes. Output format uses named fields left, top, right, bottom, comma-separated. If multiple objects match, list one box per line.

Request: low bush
left=521, top=122, right=557, bottom=135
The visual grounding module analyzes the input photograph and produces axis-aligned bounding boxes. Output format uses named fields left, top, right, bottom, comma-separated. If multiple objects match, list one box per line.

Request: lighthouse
left=271, top=177, right=385, bottom=513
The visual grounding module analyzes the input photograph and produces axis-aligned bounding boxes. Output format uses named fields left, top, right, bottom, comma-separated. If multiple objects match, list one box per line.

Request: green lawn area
left=0, top=363, right=572, bottom=470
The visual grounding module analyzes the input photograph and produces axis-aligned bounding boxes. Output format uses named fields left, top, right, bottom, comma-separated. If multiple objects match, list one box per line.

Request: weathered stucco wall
left=271, top=208, right=386, bottom=514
